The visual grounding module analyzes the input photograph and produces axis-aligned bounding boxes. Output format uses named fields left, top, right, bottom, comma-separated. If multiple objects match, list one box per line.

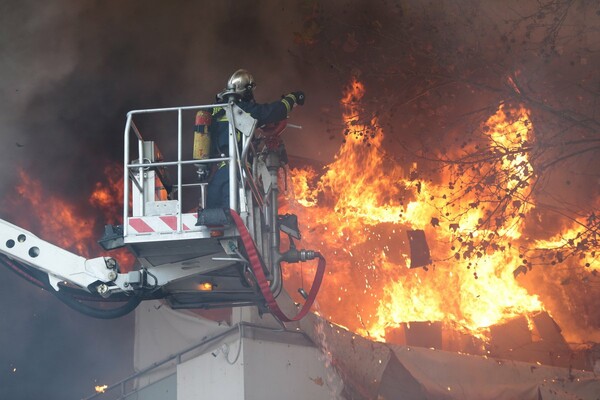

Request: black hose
left=0, top=255, right=142, bottom=319
left=0, top=254, right=47, bottom=289
left=50, top=288, right=142, bottom=319
left=55, top=281, right=137, bottom=302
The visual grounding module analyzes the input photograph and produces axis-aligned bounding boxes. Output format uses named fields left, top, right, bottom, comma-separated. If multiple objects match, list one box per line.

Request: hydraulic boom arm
left=0, top=219, right=119, bottom=293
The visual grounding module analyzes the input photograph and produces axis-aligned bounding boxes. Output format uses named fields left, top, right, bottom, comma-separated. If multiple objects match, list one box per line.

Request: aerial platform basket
left=103, top=100, right=323, bottom=314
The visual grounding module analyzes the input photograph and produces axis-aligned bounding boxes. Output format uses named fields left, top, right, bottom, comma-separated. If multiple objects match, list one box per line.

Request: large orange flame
left=11, top=169, right=97, bottom=257
left=284, top=78, right=544, bottom=342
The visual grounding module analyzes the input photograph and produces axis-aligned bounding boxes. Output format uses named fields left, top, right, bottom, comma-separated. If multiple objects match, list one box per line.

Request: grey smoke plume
left=0, top=0, right=334, bottom=196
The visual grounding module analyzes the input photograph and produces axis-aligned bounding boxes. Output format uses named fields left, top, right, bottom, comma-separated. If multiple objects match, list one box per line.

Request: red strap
left=229, top=209, right=326, bottom=322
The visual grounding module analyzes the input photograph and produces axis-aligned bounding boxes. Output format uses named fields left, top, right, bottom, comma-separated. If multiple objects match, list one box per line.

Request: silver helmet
left=226, top=69, right=256, bottom=96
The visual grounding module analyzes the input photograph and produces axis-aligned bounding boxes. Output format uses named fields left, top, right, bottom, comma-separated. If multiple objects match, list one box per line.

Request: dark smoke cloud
left=1, top=0, right=339, bottom=196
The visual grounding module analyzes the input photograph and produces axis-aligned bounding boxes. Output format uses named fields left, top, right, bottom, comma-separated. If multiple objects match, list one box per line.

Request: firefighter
left=204, top=69, right=305, bottom=209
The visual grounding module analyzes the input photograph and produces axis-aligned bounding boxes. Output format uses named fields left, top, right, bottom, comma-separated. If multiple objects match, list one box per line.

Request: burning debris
left=283, top=76, right=599, bottom=363
left=94, top=384, right=108, bottom=393
left=406, top=229, right=431, bottom=268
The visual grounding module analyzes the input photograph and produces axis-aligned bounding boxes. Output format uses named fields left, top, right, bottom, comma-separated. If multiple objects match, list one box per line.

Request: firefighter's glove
left=282, top=92, right=305, bottom=111
left=196, top=164, right=210, bottom=182
left=292, top=91, right=305, bottom=106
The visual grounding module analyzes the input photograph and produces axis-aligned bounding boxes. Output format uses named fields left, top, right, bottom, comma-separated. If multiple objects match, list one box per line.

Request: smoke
left=0, top=2, right=78, bottom=186
left=0, top=0, right=337, bottom=198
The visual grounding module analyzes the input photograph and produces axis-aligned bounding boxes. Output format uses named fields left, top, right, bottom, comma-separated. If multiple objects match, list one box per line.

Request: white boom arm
left=0, top=218, right=238, bottom=297
left=0, top=219, right=118, bottom=292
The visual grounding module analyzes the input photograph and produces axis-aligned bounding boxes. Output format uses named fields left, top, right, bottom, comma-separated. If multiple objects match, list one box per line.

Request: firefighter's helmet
left=227, top=69, right=256, bottom=97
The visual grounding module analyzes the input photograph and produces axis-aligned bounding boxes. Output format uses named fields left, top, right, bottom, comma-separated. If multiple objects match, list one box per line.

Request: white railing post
left=228, top=102, right=238, bottom=212
left=177, top=108, right=183, bottom=232
left=123, top=114, right=132, bottom=236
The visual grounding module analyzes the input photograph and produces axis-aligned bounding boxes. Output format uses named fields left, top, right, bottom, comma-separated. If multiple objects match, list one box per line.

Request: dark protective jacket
left=208, top=96, right=294, bottom=156
left=205, top=93, right=297, bottom=209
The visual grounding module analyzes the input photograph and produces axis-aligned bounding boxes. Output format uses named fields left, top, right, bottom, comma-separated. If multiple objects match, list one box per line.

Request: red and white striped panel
left=127, top=213, right=199, bottom=234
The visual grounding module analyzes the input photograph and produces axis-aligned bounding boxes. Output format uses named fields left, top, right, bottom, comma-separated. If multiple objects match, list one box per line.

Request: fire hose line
left=0, top=254, right=47, bottom=289
left=229, top=209, right=326, bottom=322
left=0, top=254, right=141, bottom=318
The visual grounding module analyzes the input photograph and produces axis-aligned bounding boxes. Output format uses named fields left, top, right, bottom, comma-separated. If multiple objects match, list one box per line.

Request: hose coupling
left=281, top=249, right=317, bottom=263
left=299, top=250, right=316, bottom=261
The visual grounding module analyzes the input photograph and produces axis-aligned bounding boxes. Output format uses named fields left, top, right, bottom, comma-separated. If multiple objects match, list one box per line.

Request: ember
left=94, top=384, right=108, bottom=393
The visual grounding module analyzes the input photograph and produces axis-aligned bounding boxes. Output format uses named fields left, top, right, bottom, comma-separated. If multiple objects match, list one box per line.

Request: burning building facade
left=281, top=77, right=600, bottom=370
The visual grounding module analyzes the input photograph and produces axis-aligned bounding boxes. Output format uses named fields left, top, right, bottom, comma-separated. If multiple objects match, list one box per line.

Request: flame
left=197, top=282, right=214, bottom=291
left=531, top=211, right=600, bottom=271
left=284, top=78, right=544, bottom=341
left=89, top=165, right=135, bottom=271
left=89, top=164, right=125, bottom=224
left=3, top=166, right=133, bottom=270
left=95, top=384, right=108, bottom=393
left=10, top=169, right=97, bottom=257
left=316, top=79, right=407, bottom=225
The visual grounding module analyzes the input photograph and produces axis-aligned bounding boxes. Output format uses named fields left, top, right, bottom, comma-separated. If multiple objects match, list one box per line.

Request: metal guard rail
left=122, top=103, right=269, bottom=237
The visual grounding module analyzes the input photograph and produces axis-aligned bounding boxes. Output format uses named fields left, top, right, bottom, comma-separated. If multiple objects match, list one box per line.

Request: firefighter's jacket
left=209, top=96, right=293, bottom=156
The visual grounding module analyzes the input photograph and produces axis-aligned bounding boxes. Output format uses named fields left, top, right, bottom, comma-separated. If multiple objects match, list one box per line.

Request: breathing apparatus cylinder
left=193, top=110, right=212, bottom=160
